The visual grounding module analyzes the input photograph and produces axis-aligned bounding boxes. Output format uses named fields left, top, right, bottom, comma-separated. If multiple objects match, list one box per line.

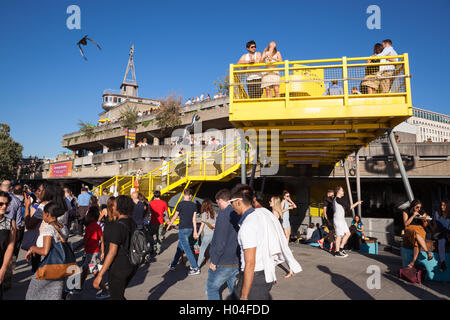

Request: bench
left=401, top=238, right=450, bottom=282
left=360, top=237, right=378, bottom=255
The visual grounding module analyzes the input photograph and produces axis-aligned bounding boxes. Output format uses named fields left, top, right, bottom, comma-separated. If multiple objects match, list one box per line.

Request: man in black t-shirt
left=322, top=189, right=335, bottom=228
left=166, top=188, right=200, bottom=275
left=94, top=195, right=138, bottom=300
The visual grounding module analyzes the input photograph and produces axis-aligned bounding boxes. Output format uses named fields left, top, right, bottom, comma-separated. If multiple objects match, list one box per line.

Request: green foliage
left=78, top=120, right=95, bottom=139
left=0, top=123, right=23, bottom=180
left=120, top=106, right=139, bottom=129
left=142, top=120, right=153, bottom=128
left=155, top=94, right=182, bottom=135
left=214, top=73, right=230, bottom=95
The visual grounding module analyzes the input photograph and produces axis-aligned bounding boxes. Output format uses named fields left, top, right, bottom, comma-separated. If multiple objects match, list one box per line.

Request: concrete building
left=401, top=107, right=450, bottom=142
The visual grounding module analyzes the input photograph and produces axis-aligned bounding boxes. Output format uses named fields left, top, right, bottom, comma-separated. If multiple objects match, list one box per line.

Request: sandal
left=284, top=272, right=295, bottom=279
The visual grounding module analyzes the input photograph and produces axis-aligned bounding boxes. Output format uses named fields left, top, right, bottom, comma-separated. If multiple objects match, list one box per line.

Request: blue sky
left=1, top=0, right=450, bottom=158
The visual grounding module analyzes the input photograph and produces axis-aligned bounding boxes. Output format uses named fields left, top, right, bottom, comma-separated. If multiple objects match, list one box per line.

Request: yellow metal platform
left=229, top=54, right=412, bottom=165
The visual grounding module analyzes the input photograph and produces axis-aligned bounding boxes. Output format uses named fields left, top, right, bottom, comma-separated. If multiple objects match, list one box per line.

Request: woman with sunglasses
left=403, top=200, right=433, bottom=268
left=0, top=191, right=17, bottom=300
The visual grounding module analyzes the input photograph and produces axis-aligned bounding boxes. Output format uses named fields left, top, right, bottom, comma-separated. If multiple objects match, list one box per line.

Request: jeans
left=149, top=224, right=164, bottom=253
left=438, top=237, right=447, bottom=263
left=206, top=265, right=239, bottom=300
left=170, top=228, right=198, bottom=269
left=197, top=234, right=213, bottom=267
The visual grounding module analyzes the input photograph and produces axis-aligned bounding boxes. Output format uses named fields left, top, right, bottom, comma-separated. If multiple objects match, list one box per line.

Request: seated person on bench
left=431, top=201, right=450, bottom=272
left=347, top=215, right=364, bottom=251
left=403, top=200, right=433, bottom=268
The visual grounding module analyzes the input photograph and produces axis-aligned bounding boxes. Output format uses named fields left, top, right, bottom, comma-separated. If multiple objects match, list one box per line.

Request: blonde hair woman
left=269, top=196, right=283, bottom=221
left=261, top=41, right=282, bottom=98
left=269, top=196, right=295, bottom=279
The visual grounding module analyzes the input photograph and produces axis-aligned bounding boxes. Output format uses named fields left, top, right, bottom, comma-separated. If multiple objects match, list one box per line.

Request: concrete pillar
left=356, top=150, right=362, bottom=217
left=388, top=130, right=414, bottom=202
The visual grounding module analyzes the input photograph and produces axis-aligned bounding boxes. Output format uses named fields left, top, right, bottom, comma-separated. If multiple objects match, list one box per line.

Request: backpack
left=118, top=220, right=150, bottom=267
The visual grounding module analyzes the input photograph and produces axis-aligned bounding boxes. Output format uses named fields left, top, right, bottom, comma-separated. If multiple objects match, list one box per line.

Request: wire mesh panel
left=347, top=57, right=406, bottom=95
left=231, top=55, right=408, bottom=103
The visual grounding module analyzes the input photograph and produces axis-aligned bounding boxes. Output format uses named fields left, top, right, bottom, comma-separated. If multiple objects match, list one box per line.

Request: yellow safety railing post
left=167, top=162, right=170, bottom=188
left=221, top=146, right=225, bottom=175
left=149, top=175, right=152, bottom=198
left=342, top=56, right=349, bottom=106
left=403, top=54, right=412, bottom=107
left=229, top=64, right=234, bottom=112
left=185, top=153, right=189, bottom=177
left=203, top=151, right=206, bottom=176
left=284, top=60, right=290, bottom=108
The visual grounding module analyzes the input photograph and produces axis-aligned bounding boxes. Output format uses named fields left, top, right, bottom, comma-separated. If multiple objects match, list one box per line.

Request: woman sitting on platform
left=403, top=200, right=433, bottom=268
left=360, top=43, right=383, bottom=94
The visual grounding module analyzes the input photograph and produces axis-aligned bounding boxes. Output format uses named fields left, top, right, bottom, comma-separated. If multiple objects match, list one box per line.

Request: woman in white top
left=270, top=196, right=295, bottom=279
left=261, top=41, right=283, bottom=98
left=333, top=186, right=363, bottom=258
left=25, top=202, right=69, bottom=300
left=281, top=190, right=297, bottom=243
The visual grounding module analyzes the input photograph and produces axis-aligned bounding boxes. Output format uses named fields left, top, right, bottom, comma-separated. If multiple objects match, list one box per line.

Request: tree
left=120, top=106, right=139, bottom=130
left=155, top=94, right=182, bottom=136
left=78, top=120, right=95, bottom=139
left=0, top=123, right=23, bottom=181
left=214, top=73, right=230, bottom=95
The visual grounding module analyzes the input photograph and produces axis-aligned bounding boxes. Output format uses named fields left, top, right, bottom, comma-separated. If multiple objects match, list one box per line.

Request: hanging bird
left=77, top=35, right=101, bottom=60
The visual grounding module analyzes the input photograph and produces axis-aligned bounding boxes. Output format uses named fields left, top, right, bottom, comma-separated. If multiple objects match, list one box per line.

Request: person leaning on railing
left=360, top=43, right=383, bottom=94
left=402, top=199, right=434, bottom=268
left=376, top=39, right=398, bottom=93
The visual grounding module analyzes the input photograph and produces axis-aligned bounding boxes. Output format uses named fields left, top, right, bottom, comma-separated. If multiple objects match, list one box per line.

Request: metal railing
left=92, top=138, right=243, bottom=201
left=229, top=54, right=412, bottom=107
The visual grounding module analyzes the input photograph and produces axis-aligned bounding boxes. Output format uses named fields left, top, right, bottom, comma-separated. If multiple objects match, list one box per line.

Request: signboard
left=49, top=161, right=73, bottom=178
left=125, top=128, right=136, bottom=149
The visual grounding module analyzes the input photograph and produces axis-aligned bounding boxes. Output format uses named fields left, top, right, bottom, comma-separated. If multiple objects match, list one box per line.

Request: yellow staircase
left=92, top=139, right=245, bottom=203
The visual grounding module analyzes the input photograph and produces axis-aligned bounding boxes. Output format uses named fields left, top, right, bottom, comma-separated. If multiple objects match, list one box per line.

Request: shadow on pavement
left=317, top=265, right=374, bottom=300
left=147, top=268, right=188, bottom=300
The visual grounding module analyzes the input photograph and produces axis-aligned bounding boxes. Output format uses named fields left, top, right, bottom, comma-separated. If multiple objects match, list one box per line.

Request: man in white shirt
left=237, top=40, right=263, bottom=99
left=376, top=39, right=398, bottom=93
left=230, top=185, right=274, bottom=300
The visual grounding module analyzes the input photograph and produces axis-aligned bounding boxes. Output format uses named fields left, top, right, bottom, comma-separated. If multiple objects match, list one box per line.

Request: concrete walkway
left=4, top=230, right=449, bottom=300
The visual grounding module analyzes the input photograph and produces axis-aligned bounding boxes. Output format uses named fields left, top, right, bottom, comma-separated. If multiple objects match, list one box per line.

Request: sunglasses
left=229, top=198, right=243, bottom=204
left=415, top=206, right=422, bottom=209
left=249, top=46, right=256, bottom=49
left=0, top=202, right=9, bottom=207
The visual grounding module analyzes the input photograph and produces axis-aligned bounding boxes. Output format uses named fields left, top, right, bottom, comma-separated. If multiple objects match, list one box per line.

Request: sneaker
left=96, top=291, right=110, bottom=299
left=168, top=264, right=176, bottom=271
left=341, top=250, right=348, bottom=256
left=335, top=251, right=347, bottom=258
left=188, top=268, right=200, bottom=276
left=318, top=239, right=324, bottom=249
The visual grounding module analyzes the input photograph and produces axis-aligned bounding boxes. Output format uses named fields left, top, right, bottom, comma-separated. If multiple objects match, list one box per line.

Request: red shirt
left=149, top=199, right=168, bottom=225
left=84, top=221, right=103, bottom=254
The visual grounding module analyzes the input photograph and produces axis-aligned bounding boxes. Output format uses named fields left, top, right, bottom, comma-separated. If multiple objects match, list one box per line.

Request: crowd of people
left=1, top=176, right=449, bottom=300
left=237, top=39, right=399, bottom=98
left=185, top=92, right=227, bottom=106
left=0, top=178, right=306, bottom=300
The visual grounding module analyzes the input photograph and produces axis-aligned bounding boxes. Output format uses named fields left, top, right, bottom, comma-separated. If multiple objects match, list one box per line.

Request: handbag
left=36, top=226, right=78, bottom=280
left=399, top=266, right=424, bottom=284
